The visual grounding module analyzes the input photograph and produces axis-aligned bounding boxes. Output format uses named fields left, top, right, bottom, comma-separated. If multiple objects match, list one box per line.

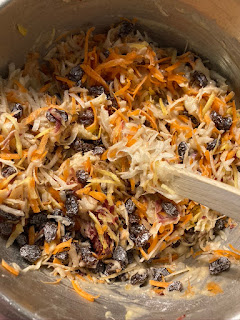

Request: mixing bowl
left=1, top=0, right=240, bottom=319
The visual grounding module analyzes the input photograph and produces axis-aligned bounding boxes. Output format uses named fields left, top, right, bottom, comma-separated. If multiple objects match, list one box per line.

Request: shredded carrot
left=89, top=191, right=107, bottom=203
left=28, top=225, right=35, bottom=245
left=56, top=75, right=75, bottom=88
left=84, top=27, right=95, bottom=64
left=71, top=280, right=99, bottom=302
left=132, top=75, right=148, bottom=98
left=53, top=258, right=62, bottom=264
left=131, top=197, right=147, bottom=213
left=115, top=79, right=131, bottom=96
left=0, top=153, right=20, bottom=160
left=139, top=247, right=148, bottom=260
left=44, top=241, right=50, bottom=254
left=40, top=82, right=51, bottom=93
left=149, top=280, right=169, bottom=288
left=80, top=64, right=108, bottom=90
left=229, top=244, right=240, bottom=254
left=52, top=239, right=72, bottom=255
left=86, top=102, right=98, bottom=133
left=148, top=235, right=158, bottom=254
left=207, top=282, right=223, bottom=295
left=152, top=254, right=178, bottom=264
left=1, top=259, right=19, bottom=276
left=14, top=80, right=28, bottom=93
left=76, top=187, right=91, bottom=196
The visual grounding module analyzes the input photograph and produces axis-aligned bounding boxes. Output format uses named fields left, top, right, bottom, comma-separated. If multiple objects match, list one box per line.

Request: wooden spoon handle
left=156, top=162, right=240, bottom=221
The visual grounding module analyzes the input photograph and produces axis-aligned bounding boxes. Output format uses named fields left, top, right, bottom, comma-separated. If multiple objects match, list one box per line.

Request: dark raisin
left=55, top=251, right=69, bottom=264
left=76, top=169, right=89, bottom=185
left=189, top=115, right=200, bottom=127
left=93, top=146, right=105, bottom=155
left=11, top=103, right=23, bottom=119
left=144, top=120, right=151, bottom=127
left=0, top=222, right=12, bottom=236
left=127, top=250, right=134, bottom=264
left=162, top=202, right=179, bottom=218
left=88, top=86, right=105, bottom=97
left=0, top=209, right=19, bottom=221
left=94, top=260, right=105, bottom=274
left=52, top=208, right=64, bottom=216
left=152, top=267, right=170, bottom=281
left=105, top=263, right=115, bottom=275
left=72, top=138, right=95, bottom=154
left=130, top=271, right=148, bottom=285
left=209, top=257, right=231, bottom=275
left=20, top=244, right=41, bottom=263
left=80, top=246, right=98, bottom=268
left=61, top=233, right=71, bottom=243
left=125, top=199, right=136, bottom=215
left=171, top=239, right=181, bottom=248
left=78, top=108, right=94, bottom=126
left=46, top=108, right=68, bottom=123
left=65, top=192, right=79, bottom=217
left=104, top=50, right=110, bottom=58
left=178, top=141, right=188, bottom=162
left=16, top=233, right=28, bottom=247
left=210, top=111, right=232, bottom=131
left=29, top=212, right=48, bottom=229
left=185, top=227, right=195, bottom=234
left=43, top=222, right=57, bottom=243
left=68, top=65, right=84, bottom=82
left=237, top=166, right=240, bottom=172
left=213, top=219, right=226, bottom=234
left=112, top=246, right=128, bottom=268
left=129, top=213, right=140, bottom=224
left=129, top=224, right=150, bottom=247
left=191, top=71, right=208, bottom=88
left=168, top=281, right=183, bottom=292
left=206, top=139, right=218, bottom=151
left=1, top=165, right=16, bottom=178
left=119, top=21, right=134, bottom=38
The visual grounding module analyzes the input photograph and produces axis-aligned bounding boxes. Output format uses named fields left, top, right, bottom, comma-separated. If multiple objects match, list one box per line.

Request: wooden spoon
left=156, top=161, right=240, bottom=221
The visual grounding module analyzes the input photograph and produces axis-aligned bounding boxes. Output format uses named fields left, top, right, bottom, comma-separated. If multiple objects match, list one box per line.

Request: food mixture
left=1, top=20, right=240, bottom=301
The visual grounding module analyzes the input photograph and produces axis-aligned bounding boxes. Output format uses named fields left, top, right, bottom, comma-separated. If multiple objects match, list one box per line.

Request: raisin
left=55, top=251, right=69, bottom=264
left=129, top=224, right=150, bottom=247
left=76, top=170, right=89, bottom=185
left=88, top=86, right=105, bottom=97
left=213, top=219, right=225, bottom=233
left=11, top=103, right=23, bottom=119
left=129, top=213, right=140, bottom=224
left=20, top=244, right=41, bottom=263
left=16, top=233, right=28, bottom=247
left=46, top=108, right=68, bottom=123
left=65, top=192, right=79, bottom=217
left=127, top=250, right=134, bottom=264
left=80, top=246, right=98, bottom=268
left=112, top=246, right=128, bottom=268
left=130, top=271, right=148, bottom=285
left=93, top=146, right=105, bottom=155
left=181, top=110, right=199, bottom=128
left=119, top=21, right=134, bottom=38
left=78, top=108, right=94, bottom=126
left=171, top=239, right=181, bottom=248
left=1, top=165, right=16, bottom=178
left=237, top=166, right=240, bottom=172
left=191, top=71, right=208, bottom=88
left=162, top=202, right=179, bottom=218
left=61, top=233, right=71, bottom=243
left=0, top=222, right=12, bottom=236
left=72, top=138, right=95, bottom=154
left=104, top=50, right=110, bottom=58
left=52, top=208, right=64, bottom=216
left=211, top=111, right=232, bottom=131
left=0, top=209, right=20, bottom=221
left=144, top=120, right=151, bottom=127
left=178, top=141, right=188, bottom=162
left=209, top=257, right=231, bottom=275
left=206, top=139, right=218, bottom=151
left=125, top=199, right=136, bottom=215
left=168, top=281, right=183, bottom=292
left=29, top=212, right=48, bottom=229
left=152, top=267, right=170, bottom=281
left=105, top=263, right=115, bottom=275
left=94, top=260, right=105, bottom=274
left=68, top=65, right=84, bottom=83
left=43, top=222, right=57, bottom=243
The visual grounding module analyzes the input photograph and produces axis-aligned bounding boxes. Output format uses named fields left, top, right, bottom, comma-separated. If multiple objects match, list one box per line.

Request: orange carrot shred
left=71, top=280, right=99, bottom=302
left=1, top=259, right=19, bottom=276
